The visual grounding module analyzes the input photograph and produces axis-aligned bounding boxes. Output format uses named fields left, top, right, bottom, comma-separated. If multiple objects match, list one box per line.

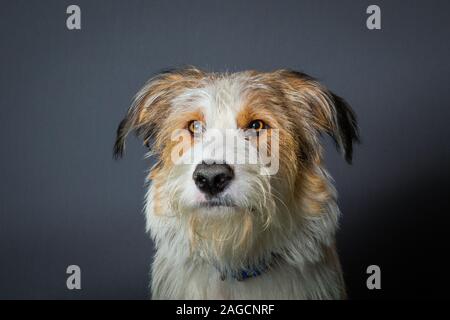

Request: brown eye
left=188, top=120, right=204, bottom=134
left=247, top=120, right=267, bottom=132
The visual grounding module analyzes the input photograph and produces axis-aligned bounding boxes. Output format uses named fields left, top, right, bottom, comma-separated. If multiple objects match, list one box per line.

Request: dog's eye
left=188, top=120, right=204, bottom=134
left=247, top=120, right=267, bottom=132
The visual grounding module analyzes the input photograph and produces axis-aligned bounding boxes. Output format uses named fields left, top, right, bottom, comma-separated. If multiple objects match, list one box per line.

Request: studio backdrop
left=0, top=0, right=449, bottom=299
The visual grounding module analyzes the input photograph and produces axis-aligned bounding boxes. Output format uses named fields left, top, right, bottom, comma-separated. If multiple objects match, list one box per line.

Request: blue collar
left=218, top=254, right=279, bottom=281
left=220, top=267, right=267, bottom=282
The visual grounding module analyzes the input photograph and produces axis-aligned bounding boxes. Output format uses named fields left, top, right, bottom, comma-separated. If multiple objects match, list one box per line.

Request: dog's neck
left=215, top=252, right=283, bottom=281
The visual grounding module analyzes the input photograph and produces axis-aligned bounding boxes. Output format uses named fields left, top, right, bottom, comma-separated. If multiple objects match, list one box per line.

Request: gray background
left=0, top=0, right=449, bottom=299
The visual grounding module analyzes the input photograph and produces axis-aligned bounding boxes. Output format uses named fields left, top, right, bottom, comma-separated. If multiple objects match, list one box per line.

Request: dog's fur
left=114, top=67, right=359, bottom=299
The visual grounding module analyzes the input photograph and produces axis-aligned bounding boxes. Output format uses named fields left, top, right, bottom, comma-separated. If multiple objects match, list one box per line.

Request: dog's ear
left=113, top=67, right=204, bottom=159
left=326, top=92, right=359, bottom=163
left=278, top=70, right=360, bottom=163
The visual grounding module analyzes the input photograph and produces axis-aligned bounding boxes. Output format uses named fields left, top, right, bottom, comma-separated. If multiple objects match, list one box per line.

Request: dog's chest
left=152, top=254, right=312, bottom=299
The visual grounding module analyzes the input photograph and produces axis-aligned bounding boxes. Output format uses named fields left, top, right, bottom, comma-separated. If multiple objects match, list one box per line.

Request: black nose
left=193, top=162, right=234, bottom=196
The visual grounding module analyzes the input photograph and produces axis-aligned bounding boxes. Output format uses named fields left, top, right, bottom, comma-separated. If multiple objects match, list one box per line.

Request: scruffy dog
left=114, top=67, right=359, bottom=299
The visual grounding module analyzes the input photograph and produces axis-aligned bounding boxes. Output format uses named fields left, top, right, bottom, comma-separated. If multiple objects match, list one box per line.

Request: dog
left=114, top=67, right=359, bottom=299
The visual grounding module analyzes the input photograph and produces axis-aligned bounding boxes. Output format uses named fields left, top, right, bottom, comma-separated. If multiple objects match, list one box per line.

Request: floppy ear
left=327, top=92, right=359, bottom=163
left=113, top=67, right=204, bottom=159
left=112, top=80, right=161, bottom=159
left=278, top=70, right=360, bottom=163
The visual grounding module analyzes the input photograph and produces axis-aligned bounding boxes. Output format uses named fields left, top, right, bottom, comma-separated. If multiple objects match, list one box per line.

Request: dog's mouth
left=198, top=196, right=236, bottom=208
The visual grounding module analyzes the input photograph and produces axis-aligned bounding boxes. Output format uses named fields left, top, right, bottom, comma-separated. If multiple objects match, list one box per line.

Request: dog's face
left=114, top=67, right=358, bottom=259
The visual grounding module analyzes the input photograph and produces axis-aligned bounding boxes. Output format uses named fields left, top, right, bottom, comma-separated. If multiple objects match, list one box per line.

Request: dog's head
left=114, top=67, right=358, bottom=261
